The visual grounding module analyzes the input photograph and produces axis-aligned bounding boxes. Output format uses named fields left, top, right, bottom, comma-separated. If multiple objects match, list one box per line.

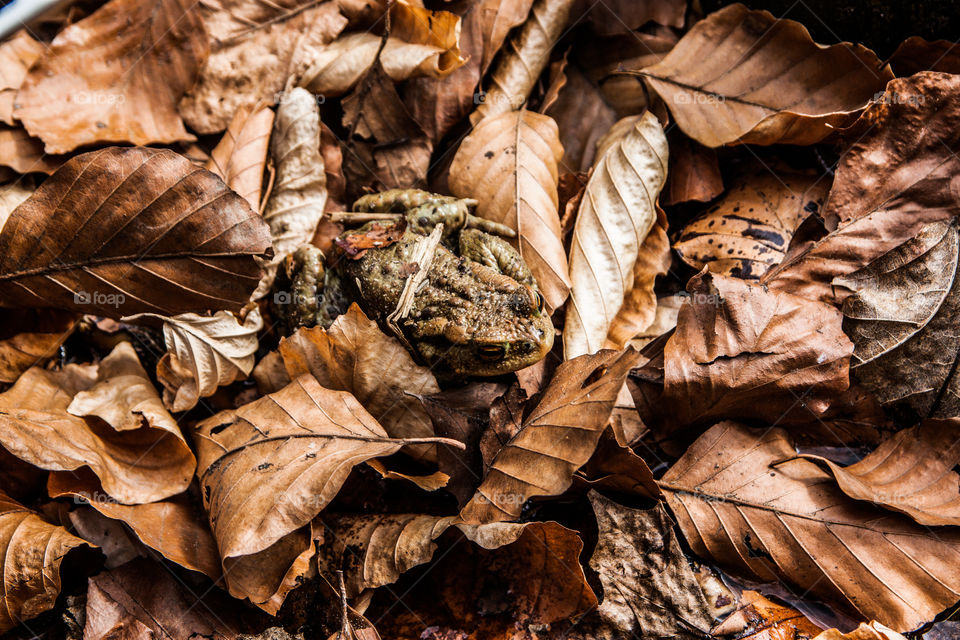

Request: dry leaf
left=0, top=126, right=62, bottom=175
left=0, top=146, right=272, bottom=317
left=674, top=164, right=830, bottom=279
left=660, top=422, right=960, bottom=632
left=263, top=87, right=327, bottom=258
left=546, top=66, right=617, bottom=174
left=275, top=305, right=440, bottom=446
left=815, top=622, right=908, bottom=640
left=711, top=590, right=824, bottom=639
left=0, top=492, right=94, bottom=634
left=300, top=3, right=466, bottom=97
left=0, top=308, right=75, bottom=384
left=889, top=37, right=960, bottom=77
left=586, top=493, right=713, bottom=639
left=663, top=272, right=852, bottom=428
left=126, top=309, right=262, bottom=412
left=470, top=0, right=576, bottom=124
left=662, top=130, right=723, bottom=205
left=14, top=0, right=209, bottom=154
left=0, top=343, right=195, bottom=504
left=449, top=109, right=569, bottom=311
left=564, top=112, right=668, bottom=358
left=837, top=220, right=960, bottom=419
left=194, top=374, right=454, bottom=561
left=460, top=348, right=641, bottom=523
left=0, top=31, right=44, bottom=125
left=586, top=0, right=686, bottom=34
left=206, top=104, right=275, bottom=210
left=0, top=180, right=33, bottom=231
left=640, top=4, right=892, bottom=147
left=180, top=2, right=346, bottom=134
left=802, top=419, right=960, bottom=527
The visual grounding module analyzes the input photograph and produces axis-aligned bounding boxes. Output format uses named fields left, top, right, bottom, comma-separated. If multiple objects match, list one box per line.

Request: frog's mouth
left=448, top=326, right=555, bottom=377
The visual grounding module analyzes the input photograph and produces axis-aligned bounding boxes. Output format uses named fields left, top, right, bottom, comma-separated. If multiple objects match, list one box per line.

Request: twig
left=386, top=223, right=443, bottom=346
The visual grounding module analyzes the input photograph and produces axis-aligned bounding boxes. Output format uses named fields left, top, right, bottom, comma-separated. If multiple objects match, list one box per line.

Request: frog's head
left=409, top=265, right=555, bottom=377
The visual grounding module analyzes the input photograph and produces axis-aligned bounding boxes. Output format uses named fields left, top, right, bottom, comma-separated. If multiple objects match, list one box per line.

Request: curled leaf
left=0, top=31, right=43, bottom=125
left=206, top=104, right=275, bottom=210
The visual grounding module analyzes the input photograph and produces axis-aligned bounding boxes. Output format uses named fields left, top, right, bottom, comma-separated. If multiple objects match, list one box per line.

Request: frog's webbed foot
left=271, top=245, right=345, bottom=332
left=459, top=228, right=536, bottom=288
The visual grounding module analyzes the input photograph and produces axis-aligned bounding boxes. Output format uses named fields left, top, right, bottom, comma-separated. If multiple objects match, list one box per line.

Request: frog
left=271, top=189, right=554, bottom=378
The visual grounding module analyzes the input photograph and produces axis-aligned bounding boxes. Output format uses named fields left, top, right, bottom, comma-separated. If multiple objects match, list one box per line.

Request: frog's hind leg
left=353, top=189, right=477, bottom=213
left=459, top=228, right=536, bottom=288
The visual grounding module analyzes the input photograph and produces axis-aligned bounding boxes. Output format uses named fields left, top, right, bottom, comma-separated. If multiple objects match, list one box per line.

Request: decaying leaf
left=889, top=37, right=960, bottom=76
left=128, top=309, right=262, bottom=413
left=0, top=31, right=44, bottom=125
left=763, top=73, right=960, bottom=306
left=837, top=220, right=960, bottom=419
left=0, top=343, right=195, bottom=504
left=206, top=104, right=275, bottom=210
left=0, top=180, right=33, bottom=232
left=662, top=130, right=723, bottom=206
left=449, top=109, right=569, bottom=311
left=545, top=65, right=617, bottom=174
left=565, top=113, right=668, bottom=358
left=14, top=0, right=209, bottom=154
left=587, top=492, right=713, bottom=639
left=0, top=126, right=62, bottom=175
left=663, top=272, right=852, bottom=428
left=711, top=590, right=824, bottom=639
left=675, top=165, right=830, bottom=279
left=587, top=0, right=686, bottom=34
left=263, top=87, right=328, bottom=258
left=0, top=492, right=94, bottom=634
left=274, top=304, right=440, bottom=446
left=460, top=348, right=641, bottom=523
left=640, top=4, right=892, bottom=147
left=0, top=308, right=75, bottom=384
left=0, top=146, right=272, bottom=317
left=660, top=422, right=960, bottom=632
left=802, top=419, right=960, bottom=526
left=470, top=0, right=575, bottom=124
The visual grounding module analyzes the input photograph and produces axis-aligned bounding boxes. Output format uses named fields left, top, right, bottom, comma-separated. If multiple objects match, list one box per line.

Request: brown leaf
left=476, top=0, right=535, bottom=74
left=460, top=348, right=641, bottom=523
left=674, top=164, right=830, bottom=279
left=0, top=31, right=44, bottom=125
left=0, top=492, right=94, bottom=634
left=578, top=32, right=675, bottom=119
left=762, top=74, right=960, bottom=306
left=0, top=308, right=75, bottom=383
left=470, top=0, right=576, bottom=124
left=449, top=109, right=569, bottom=311
left=0, top=180, right=33, bottom=231
left=889, top=37, right=960, bottom=77
left=815, top=622, right=908, bottom=640
left=586, top=0, right=686, bottom=34
left=180, top=2, right=346, bottom=134
left=802, top=420, right=960, bottom=527
left=837, top=220, right=960, bottom=419
left=0, top=343, right=195, bottom=504
left=0, top=126, right=62, bottom=175
left=206, top=104, right=275, bottom=210
left=660, top=422, right=960, bottom=632
left=546, top=66, right=617, bottom=174
left=664, top=272, right=852, bottom=428
left=194, top=373, right=453, bottom=561
left=640, top=4, right=892, bottom=147
left=275, top=305, right=440, bottom=446
left=586, top=493, right=713, bottom=639
left=0, top=146, right=272, bottom=317
left=711, top=591, right=824, bottom=639
left=662, top=129, right=723, bottom=206
left=565, top=113, right=668, bottom=358
left=14, top=0, right=209, bottom=154
left=48, top=470, right=221, bottom=580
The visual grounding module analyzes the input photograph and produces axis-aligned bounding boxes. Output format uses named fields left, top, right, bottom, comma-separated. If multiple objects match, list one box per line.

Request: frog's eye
left=534, top=291, right=545, bottom=314
left=477, top=344, right=506, bottom=362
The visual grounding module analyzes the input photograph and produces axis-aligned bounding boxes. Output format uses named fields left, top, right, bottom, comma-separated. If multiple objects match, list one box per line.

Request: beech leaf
left=206, top=104, right=275, bottom=210
left=0, top=31, right=43, bottom=125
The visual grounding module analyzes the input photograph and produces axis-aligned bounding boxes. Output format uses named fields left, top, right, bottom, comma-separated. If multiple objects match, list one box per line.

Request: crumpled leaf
left=0, top=309, right=75, bottom=384
left=449, top=109, right=569, bottom=311
left=640, top=4, right=892, bottom=147
left=127, top=309, right=262, bottom=413
left=587, top=0, right=686, bottom=34
left=710, top=591, right=824, bottom=639
left=460, top=348, right=641, bottom=523
left=545, top=65, right=617, bottom=174
left=662, top=130, right=723, bottom=205
left=206, top=104, right=275, bottom=210
left=194, top=373, right=456, bottom=561
left=0, top=492, right=94, bottom=634
left=14, top=0, right=209, bottom=154
left=586, top=492, right=713, bottom=639
left=0, top=31, right=44, bottom=125
left=263, top=87, right=328, bottom=258
left=179, top=1, right=346, bottom=134
left=889, top=37, right=960, bottom=77
left=0, top=146, right=272, bottom=317
left=660, top=421, right=960, bottom=632
left=272, top=304, right=440, bottom=446
left=564, top=113, right=668, bottom=358
left=0, top=342, right=195, bottom=504
left=802, top=419, right=960, bottom=526
left=469, top=0, right=576, bottom=124
left=0, top=126, right=62, bottom=175
left=675, top=164, right=830, bottom=279
left=763, top=73, right=960, bottom=306
left=663, top=272, right=853, bottom=428
left=300, top=3, right=466, bottom=97
left=816, top=622, right=908, bottom=640
left=837, top=220, right=960, bottom=419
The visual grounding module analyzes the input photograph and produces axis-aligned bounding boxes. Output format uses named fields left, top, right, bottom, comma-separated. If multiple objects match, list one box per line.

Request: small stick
left=328, top=212, right=403, bottom=224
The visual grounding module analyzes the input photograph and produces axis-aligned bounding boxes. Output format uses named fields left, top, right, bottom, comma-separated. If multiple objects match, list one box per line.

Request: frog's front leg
left=459, top=229, right=537, bottom=289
